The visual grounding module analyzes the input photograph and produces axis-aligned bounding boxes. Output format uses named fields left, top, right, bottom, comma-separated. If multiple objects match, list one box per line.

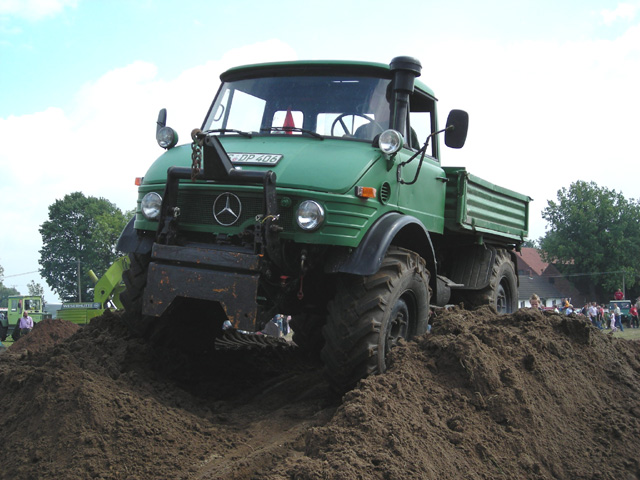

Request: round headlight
left=379, top=129, right=404, bottom=155
left=157, top=126, right=179, bottom=149
left=141, top=192, right=163, bottom=220
left=296, top=200, right=325, bottom=231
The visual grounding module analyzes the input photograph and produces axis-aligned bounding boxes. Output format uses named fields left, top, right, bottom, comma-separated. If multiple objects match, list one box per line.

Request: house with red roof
left=516, top=248, right=586, bottom=309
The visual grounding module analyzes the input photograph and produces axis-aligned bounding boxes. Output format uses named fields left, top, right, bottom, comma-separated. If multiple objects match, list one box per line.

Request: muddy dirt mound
left=278, top=307, right=640, bottom=479
left=1, top=307, right=640, bottom=479
left=8, top=317, right=80, bottom=354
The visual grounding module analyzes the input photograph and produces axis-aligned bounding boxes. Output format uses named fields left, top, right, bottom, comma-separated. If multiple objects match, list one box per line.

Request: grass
left=611, top=327, right=640, bottom=341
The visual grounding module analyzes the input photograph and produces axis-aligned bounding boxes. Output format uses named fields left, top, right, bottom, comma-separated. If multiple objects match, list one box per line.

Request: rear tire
left=321, top=246, right=430, bottom=393
left=457, top=248, right=517, bottom=314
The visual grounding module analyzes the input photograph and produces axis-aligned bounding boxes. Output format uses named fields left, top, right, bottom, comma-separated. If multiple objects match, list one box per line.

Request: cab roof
left=221, top=59, right=436, bottom=98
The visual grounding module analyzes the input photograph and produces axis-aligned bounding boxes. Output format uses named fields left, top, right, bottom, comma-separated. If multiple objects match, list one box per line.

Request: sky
left=1, top=0, right=640, bottom=303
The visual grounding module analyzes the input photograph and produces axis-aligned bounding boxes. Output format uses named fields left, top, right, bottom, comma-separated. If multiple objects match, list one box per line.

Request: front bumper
left=143, top=243, right=261, bottom=331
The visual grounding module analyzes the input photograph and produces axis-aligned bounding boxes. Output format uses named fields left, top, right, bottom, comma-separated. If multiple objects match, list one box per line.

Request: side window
left=409, top=112, right=433, bottom=154
left=409, top=92, right=437, bottom=158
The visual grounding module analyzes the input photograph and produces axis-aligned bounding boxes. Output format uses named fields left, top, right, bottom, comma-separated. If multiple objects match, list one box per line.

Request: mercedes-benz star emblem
left=213, top=193, right=242, bottom=226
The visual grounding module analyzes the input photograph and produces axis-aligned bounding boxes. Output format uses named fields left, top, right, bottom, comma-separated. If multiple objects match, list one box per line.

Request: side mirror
left=444, top=109, right=469, bottom=149
left=155, top=108, right=179, bottom=149
left=156, top=108, right=167, bottom=136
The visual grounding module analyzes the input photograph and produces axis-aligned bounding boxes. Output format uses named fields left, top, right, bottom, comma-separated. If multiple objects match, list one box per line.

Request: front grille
left=176, top=190, right=292, bottom=230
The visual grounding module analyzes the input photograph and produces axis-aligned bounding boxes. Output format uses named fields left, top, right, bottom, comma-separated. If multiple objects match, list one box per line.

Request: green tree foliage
left=0, top=263, right=20, bottom=308
left=0, top=285, right=19, bottom=309
left=540, top=180, right=640, bottom=301
left=27, top=280, right=45, bottom=299
left=38, top=192, right=129, bottom=302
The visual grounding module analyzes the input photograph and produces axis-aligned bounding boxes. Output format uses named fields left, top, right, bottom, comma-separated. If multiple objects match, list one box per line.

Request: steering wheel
left=330, top=113, right=383, bottom=137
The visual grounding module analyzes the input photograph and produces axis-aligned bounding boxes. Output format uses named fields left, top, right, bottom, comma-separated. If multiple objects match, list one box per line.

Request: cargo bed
left=443, top=167, right=530, bottom=243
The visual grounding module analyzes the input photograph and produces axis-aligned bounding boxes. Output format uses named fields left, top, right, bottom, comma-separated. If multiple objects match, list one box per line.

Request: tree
left=27, top=280, right=45, bottom=300
left=0, top=263, right=20, bottom=308
left=540, top=180, right=640, bottom=301
left=39, top=192, right=129, bottom=302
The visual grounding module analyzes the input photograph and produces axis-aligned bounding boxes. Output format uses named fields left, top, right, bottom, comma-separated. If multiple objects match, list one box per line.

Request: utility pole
left=77, top=258, right=82, bottom=302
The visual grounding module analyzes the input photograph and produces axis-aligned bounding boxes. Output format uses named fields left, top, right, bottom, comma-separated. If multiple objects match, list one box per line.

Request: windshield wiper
left=260, top=127, right=324, bottom=140
left=203, top=128, right=253, bottom=138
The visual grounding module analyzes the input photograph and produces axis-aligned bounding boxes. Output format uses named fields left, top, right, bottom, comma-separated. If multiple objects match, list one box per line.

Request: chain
left=190, top=128, right=203, bottom=182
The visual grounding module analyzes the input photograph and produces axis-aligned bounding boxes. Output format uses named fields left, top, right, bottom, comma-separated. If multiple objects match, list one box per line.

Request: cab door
left=396, top=93, right=446, bottom=235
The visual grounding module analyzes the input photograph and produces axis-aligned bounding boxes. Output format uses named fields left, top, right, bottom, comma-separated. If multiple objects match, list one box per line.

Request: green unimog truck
left=118, top=56, right=530, bottom=391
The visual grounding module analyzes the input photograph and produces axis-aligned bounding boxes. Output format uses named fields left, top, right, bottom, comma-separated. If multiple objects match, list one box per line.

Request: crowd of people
left=529, top=293, right=640, bottom=332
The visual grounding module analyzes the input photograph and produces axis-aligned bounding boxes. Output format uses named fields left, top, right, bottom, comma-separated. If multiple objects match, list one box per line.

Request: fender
left=325, top=212, right=436, bottom=277
left=116, top=217, right=154, bottom=255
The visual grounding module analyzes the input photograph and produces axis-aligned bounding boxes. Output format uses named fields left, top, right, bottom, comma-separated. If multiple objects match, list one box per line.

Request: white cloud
left=0, top=0, right=79, bottom=21
left=602, top=3, right=639, bottom=25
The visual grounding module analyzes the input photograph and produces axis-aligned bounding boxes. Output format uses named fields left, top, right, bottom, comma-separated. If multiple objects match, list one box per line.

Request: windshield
left=203, top=75, right=392, bottom=140
left=24, top=298, right=41, bottom=310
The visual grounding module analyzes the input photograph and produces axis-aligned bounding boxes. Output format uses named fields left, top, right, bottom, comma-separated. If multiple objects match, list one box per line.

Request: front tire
left=321, top=247, right=430, bottom=393
left=119, top=252, right=155, bottom=337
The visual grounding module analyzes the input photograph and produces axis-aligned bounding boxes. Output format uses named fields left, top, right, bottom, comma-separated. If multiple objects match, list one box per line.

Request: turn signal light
left=355, top=186, right=377, bottom=199
left=135, top=177, right=143, bottom=186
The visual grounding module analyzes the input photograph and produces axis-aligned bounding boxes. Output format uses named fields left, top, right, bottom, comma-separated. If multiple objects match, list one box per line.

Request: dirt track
left=1, top=307, right=640, bottom=479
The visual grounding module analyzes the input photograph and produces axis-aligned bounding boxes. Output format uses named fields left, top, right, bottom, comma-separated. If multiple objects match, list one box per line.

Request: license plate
left=228, top=153, right=283, bottom=166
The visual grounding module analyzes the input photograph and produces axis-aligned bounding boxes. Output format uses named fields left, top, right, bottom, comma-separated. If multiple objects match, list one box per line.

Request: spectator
left=598, top=304, right=605, bottom=327
left=529, top=294, right=542, bottom=310
left=614, top=289, right=624, bottom=300
left=630, top=304, right=639, bottom=329
left=614, top=304, right=623, bottom=332
left=610, top=309, right=617, bottom=332
left=588, top=302, right=601, bottom=329
left=19, top=311, right=34, bottom=336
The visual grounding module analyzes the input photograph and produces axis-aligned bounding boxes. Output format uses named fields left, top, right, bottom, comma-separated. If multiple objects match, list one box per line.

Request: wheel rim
left=386, top=294, right=414, bottom=354
left=496, top=281, right=510, bottom=314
